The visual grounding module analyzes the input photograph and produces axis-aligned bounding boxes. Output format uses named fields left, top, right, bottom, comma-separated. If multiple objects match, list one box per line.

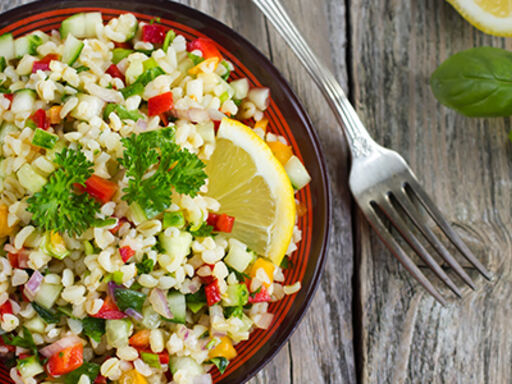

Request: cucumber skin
left=0, top=33, right=14, bottom=61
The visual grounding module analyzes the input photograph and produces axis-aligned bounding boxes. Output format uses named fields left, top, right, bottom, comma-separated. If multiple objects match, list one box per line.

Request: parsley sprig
left=27, top=148, right=100, bottom=236
left=119, top=128, right=207, bottom=218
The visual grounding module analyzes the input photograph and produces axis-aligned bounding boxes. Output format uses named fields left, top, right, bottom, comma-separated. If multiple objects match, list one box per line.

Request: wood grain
left=0, top=1, right=356, bottom=383
left=351, top=0, right=512, bottom=383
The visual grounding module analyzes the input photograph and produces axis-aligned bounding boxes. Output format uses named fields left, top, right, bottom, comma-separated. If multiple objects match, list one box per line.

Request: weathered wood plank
left=0, top=1, right=356, bottom=383
left=351, top=0, right=512, bottom=383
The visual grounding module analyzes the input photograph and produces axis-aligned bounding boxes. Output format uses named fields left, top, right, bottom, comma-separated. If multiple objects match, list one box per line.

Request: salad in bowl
left=0, top=11, right=311, bottom=384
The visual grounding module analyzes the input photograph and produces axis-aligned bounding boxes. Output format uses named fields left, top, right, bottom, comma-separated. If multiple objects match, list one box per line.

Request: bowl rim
left=0, top=1, right=333, bottom=382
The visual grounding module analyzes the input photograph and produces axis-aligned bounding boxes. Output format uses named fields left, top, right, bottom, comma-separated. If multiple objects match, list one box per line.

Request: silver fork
left=252, top=0, right=491, bottom=305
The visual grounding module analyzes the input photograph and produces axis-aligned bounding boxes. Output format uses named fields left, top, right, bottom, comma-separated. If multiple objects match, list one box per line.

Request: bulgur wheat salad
left=0, top=12, right=311, bottom=384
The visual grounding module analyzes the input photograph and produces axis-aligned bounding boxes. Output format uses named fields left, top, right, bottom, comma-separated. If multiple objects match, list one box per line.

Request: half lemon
left=447, top=0, right=512, bottom=36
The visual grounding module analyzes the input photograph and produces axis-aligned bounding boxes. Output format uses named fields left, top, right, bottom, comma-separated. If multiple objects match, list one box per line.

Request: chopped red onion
left=23, top=271, right=43, bottom=301
left=192, top=374, right=212, bottom=384
left=40, top=336, right=83, bottom=358
left=181, top=278, right=201, bottom=294
left=125, top=308, right=143, bottom=321
left=248, top=87, right=270, bottom=111
left=149, top=288, right=173, bottom=319
left=107, top=281, right=123, bottom=302
left=254, top=312, right=274, bottom=330
left=136, top=119, right=148, bottom=131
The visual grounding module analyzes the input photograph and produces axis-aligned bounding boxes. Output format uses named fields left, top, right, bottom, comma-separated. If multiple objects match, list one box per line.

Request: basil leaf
left=430, top=47, right=512, bottom=117
left=113, top=288, right=147, bottom=312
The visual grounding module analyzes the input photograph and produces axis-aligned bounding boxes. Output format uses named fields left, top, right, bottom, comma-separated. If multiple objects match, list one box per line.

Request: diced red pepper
left=8, top=250, right=29, bottom=269
left=187, top=37, right=222, bottom=60
left=248, top=285, right=271, bottom=304
left=94, top=375, right=107, bottom=384
left=0, top=300, right=13, bottom=320
left=206, top=213, right=218, bottom=227
left=213, top=120, right=221, bottom=133
left=32, top=54, right=59, bottom=73
left=148, top=92, right=173, bottom=116
left=18, top=353, right=31, bottom=360
left=215, top=213, right=235, bottom=233
left=109, top=218, right=127, bottom=234
left=84, top=175, right=118, bottom=204
left=92, top=296, right=127, bottom=320
left=46, top=343, right=83, bottom=376
left=105, top=64, right=125, bottom=83
left=31, top=109, right=49, bottom=130
left=119, top=246, right=135, bottom=263
left=142, top=24, right=167, bottom=44
left=158, top=351, right=170, bottom=365
left=4, top=94, right=13, bottom=103
left=205, top=279, right=222, bottom=306
left=135, top=348, right=170, bottom=365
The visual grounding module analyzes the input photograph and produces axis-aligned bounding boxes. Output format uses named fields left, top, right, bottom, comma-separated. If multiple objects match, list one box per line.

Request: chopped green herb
left=227, top=266, right=250, bottom=282
left=104, top=103, right=143, bottom=122
left=187, top=52, right=204, bottom=66
left=189, top=222, right=213, bottom=238
left=64, top=362, right=100, bottom=384
left=75, top=65, right=89, bottom=73
left=57, top=305, right=74, bottom=318
left=209, top=356, right=229, bottom=374
left=112, top=48, right=133, bottom=64
left=82, top=317, right=105, bottom=343
left=31, top=302, right=60, bottom=324
left=0, top=57, right=6, bottom=72
left=92, top=217, right=117, bottom=228
left=141, top=352, right=160, bottom=368
left=224, top=306, right=244, bottom=319
left=233, top=98, right=242, bottom=106
left=136, top=254, right=155, bottom=275
left=2, top=327, right=38, bottom=357
left=113, top=288, right=147, bottom=313
left=26, top=148, right=100, bottom=236
left=112, top=271, right=124, bottom=285
left=280, top=256, right=293, bottom=270
left=163, top=30, right=176, bottom=52
left=186, top=288, right=206, bottom=314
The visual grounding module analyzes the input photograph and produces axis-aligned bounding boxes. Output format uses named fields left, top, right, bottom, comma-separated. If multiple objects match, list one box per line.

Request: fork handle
left=252, top=0, right=375, bottom=158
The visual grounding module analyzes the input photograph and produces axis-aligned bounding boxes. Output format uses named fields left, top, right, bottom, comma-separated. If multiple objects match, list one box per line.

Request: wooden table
left=3, top=0, right=509, bottom=383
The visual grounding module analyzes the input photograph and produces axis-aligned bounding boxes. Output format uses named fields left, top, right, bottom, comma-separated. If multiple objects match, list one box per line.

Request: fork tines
left=362, top=175, right=491, bottom=306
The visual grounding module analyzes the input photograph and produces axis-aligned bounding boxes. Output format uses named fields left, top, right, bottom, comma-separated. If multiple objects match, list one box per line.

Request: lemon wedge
left=205, top=118, right=296, bottom=265
left=447, top=0, right=512, bottom=36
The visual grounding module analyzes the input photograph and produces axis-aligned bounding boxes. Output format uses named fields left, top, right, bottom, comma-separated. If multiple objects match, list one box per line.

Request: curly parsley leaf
left=27, top=148, right=100, bottom=236
left=119, top=128, right=207, bottom=218
left=32, top=302, right=60, bottom=324
left=64, top=362, right=100, bottom=384
left=189, top=223, right=213, bottom=238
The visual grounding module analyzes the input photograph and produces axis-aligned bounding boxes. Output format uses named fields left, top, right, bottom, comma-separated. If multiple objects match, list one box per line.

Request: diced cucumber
left=45, top=140, right=66, bottom=162
left=34, top=282, right=62, bottom=309
left=112, top=48, right=133, bottom=64
left=85, top=12, right=103, bottom=38
left=284, top=155, right=311, bottom=190
left=158, top=230, right=193, bottom=260
left=167, top=291, right=186, bottom=324
left=0, top=122, right=19, bottom=144
left=128, top=202, right=147, bottom=225
left=17, top=356, right=44, bottom=378
left=60, top=13, right=86, bottom=39
left=162, top=211, right=185, bottom=229
left=142, top=57, right=158, bottom=71
left=0, top=57, right=6, bottom=72
left=30, top=30, right=50, bottom=44
left=196, top=121, right=215, bottom=143
left=224, top=238, right=254, bottom=273
left=230, top=78, right=249, bottom=100
left=125, top=59, right=144, bottom=85
left=169, top=356, right=203, bottom=376
left=106, top=319, right=132, bottom=348
left=17, top=163, right=47, bottom=193
left=14, top=34, right=42, bottom=59
left=70, top=94, right=105, bottom=121
left=24, top=315, right=46, bottom=333
left=62, top=34, right=84, bottom=65
left=222, top=283, right=249, bottom=307
left=0, top=33, right=14, bottom=61
left=32, top=128, right=58, bottom=150
left=141, top=305, right=161, bottom=330
left=11, top=88, right=36, bottom=115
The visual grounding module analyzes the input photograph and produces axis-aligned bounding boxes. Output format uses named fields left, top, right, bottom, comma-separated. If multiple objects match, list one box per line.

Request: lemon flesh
left=448, top=0, right=512, bottom=36
left=205, top=118, right=296, bottom=265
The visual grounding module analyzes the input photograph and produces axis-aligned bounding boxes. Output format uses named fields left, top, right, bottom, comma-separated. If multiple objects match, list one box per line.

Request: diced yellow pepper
left=209, top=336, right=237, bottom=360
left=267, top=141, right=293, bottom=166
left=50, top=232, right=66, bottom=252
left=188, top=57, right=219, bottom=75
left=254, top=117, right=269, bottom=132
left=250, top=257, right=275, bottom=288
left=0, top=204, right=14, bottom=237
left=119, top=369, right=148, bottom=384
left=48, top=106, right=62, bottom=125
